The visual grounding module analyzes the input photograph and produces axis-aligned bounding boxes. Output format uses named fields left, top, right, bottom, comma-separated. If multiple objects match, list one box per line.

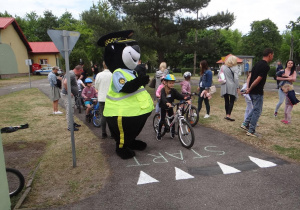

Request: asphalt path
left=1, top=78, right=300, bottom=210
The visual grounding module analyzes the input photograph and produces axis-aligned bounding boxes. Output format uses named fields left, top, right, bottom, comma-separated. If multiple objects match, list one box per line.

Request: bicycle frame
left=165, top=104, right=186, bottom=132
left=153, top=101, right=195, bottom=148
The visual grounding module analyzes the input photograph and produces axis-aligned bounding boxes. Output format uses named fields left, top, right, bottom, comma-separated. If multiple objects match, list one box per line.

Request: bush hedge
left=268, top=66, right=276, bottom=79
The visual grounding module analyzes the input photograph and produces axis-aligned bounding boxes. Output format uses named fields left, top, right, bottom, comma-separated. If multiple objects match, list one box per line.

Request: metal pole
left=28, top=65, right=31, bottom=88
left=63, top=30, right=77, bottom=167
left=193, top=10, right=198, bottom=76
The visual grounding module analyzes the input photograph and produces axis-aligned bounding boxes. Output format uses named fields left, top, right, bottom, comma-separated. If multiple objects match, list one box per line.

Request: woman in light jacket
left=220, top=55, right=240, bottom=121
left=197, top=60, right=212, bottom=118
left=155, top=62, right=169, bottom=113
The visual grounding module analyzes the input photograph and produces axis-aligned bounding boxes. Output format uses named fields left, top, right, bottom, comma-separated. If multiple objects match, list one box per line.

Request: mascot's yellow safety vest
left=103, top=69, right=154, bottom=117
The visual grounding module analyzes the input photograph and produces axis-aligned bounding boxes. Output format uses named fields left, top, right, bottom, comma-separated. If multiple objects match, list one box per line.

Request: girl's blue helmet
left=85, top=78, right=93, bottom=83
left=164, top=74, right=176, bottom=81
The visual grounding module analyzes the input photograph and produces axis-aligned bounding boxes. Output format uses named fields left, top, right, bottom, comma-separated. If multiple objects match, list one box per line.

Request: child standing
left=81, top=78, right=98, bottom=120
left=281, top=84, right=299, bottom=124
left=155, top=76, right=166, bottom=113
left=241, top=82, right=253, bottom=121
left=180, top=71, right=192, bottom=96
left=157, top=74, right=190, bottom=140
left=77, top=75, right=86, bottom=92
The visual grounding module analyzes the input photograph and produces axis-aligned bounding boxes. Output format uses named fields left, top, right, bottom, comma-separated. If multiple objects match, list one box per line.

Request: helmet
left=85, top=78, right=93, bottom=83
left=161, top=75, right=166, bottom=81
left=183, top=71, right=192, bottom=78
left=164, top=74, right=176, bottom=81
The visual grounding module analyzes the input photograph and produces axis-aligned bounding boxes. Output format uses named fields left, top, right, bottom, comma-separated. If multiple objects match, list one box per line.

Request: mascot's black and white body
left=98, top=30, right=154, bottom=159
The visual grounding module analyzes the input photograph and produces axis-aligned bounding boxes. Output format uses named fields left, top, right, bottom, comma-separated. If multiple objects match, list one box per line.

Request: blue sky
left=1, top=0, right=299, bottom=35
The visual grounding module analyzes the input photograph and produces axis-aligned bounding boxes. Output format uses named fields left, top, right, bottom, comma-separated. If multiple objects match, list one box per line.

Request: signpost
left=47, top=29, right=80, bottom=167
left=0, top=133, right=10, bottom=209
left=25, top=59, right=32, bottom=88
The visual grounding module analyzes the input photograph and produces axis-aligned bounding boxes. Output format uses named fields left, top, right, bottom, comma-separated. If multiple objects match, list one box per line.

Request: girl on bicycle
left=157, top=74, right=191, bottom=140
left=155, top=75, right=166, bottom=113
left=82, top=78, right=98, bottom=120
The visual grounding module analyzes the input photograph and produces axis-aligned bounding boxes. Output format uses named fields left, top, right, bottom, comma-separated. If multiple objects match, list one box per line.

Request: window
left=39, top=59, right=48, bottom=65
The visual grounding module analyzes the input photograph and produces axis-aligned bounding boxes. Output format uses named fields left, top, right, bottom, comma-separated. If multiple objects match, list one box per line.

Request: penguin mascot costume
left=98, top=30, right=154, bottom=159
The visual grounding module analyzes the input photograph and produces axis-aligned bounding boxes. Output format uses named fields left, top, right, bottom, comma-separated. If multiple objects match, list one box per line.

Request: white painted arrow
left=217, top=162, right=241, bottom=174
left=175, top=167, right=194, bottom=180
left=137, top=171, right=159, bottom=185
left=249, top=156, right=277, bottom=168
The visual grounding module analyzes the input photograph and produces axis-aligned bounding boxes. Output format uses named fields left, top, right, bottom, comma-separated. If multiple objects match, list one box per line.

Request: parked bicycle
left=86, top=98, right=101, bottom=127
left=181, top=92, right=199, bottom=127
left=153, top=101, right=195, bottom=149
left=6, top=167, right=25, bottom=197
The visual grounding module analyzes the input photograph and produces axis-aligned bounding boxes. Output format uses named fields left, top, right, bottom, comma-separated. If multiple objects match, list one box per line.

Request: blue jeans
left=275, top=88, right=285, bottom=113
left=244, top=94, right=263, bottom=133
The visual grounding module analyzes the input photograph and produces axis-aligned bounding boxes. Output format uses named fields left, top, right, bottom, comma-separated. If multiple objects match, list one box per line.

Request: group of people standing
left=155, top=48, right=294, bottom=138
left=48, top=47, right=297, bottom=140
left=47, top=63, right=113, bottom=138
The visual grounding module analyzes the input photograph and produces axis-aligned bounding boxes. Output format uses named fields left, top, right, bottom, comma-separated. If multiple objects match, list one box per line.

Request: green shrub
left=268, top=66, right=276, bottom=79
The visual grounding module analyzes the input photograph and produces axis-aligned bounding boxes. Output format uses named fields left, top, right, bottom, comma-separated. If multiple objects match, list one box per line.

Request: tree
left=108, top=0, right=234, bottom=62
left=219, top=29, right=243, bottom=55
left=286, top=16, right=300, bottom=64
left=241, top=19, right=282, bottom=63
left=81, top=0, right=123, bottom=65
left=21, top=12, right=41, bottom=41
left=0, top=11, right=12, bottom=17
left=36, top=10, right=59, bottom=41
left=278, top=31, right=292, bottom=63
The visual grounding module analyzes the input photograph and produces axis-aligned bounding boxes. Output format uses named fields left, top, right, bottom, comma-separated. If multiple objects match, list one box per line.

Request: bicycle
left=181, top=92, right=199, bottom=127
left=86, top=98, right=101, bottom=127
left=6, top=167, right=25, bottom=197
left=153, top=101, right=195, bottom=149
left=75, top=91, right=85, bottom=114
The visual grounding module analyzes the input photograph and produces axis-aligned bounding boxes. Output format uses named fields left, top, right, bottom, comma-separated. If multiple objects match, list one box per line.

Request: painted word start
left=127, top=146, right=225, bottom=167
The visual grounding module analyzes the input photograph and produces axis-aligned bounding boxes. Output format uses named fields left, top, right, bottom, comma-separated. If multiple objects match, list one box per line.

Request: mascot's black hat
left=97, top=30, right=136, bottom=47
left=97, top=30, right=140, bottom=71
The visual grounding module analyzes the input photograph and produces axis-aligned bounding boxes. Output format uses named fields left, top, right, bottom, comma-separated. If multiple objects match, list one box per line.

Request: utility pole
left=193, top=10, right=198, bottom=76
left=289, top=34, right=294, bottom=60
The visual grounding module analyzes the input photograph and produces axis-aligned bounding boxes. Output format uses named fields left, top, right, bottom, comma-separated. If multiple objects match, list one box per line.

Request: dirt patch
left=3, top=141, right=46, bottom=180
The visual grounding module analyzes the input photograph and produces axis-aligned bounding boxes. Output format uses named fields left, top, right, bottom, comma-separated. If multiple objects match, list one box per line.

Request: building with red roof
left=0, top=17, right=61, bottom=78
left=0, top=17, right=32, bottom=78
left=29, top=42, right=60, bottom=72
left=216, top=54, right=255, bottom=73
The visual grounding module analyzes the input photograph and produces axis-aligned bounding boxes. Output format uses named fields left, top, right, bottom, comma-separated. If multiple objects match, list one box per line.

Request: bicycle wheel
left=153, top=114, right=166, bottom=137
left=178, top=119, right=195, bottom=149
left=6, top=168, right=25, bottom=197
left=185, top=105, right=199, bottom=127
left=92, top=110, right=101, bottom=127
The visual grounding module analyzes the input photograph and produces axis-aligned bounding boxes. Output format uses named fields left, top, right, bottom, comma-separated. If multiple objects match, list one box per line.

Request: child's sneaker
left=281, top=120, right=289, bottom=124
left=246, top=131, right=258, bottom=137
left=156, top=132, right=162, bottom=141
left=240, top=123, right=249, bottom=131
left=170, top=132, right=175, bottom=139
left=274, top=112, right=277, bottom=117
left=204, top=114, right=210, bottom=118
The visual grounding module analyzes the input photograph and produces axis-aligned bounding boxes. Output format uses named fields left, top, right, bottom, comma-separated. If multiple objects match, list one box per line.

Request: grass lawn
left=0, top=88, right=109, bottom=208
left=0, top=75, right=47, bottom=87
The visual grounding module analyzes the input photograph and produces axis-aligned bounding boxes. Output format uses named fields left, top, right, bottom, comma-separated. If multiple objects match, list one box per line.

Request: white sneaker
left=204, top=114, right=210, bottom=118
left=54, top=111, right=63, bottom=114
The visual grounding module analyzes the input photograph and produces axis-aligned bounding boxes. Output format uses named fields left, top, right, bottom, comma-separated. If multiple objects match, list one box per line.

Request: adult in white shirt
left=95, top=61, right=113, bottom=139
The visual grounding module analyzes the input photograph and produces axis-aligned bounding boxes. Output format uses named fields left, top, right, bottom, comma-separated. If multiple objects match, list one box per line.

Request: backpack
left=218, top=65, right=226, bottom=84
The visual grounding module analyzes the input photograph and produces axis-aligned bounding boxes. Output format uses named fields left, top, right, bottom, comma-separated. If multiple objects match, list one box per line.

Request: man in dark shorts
left=240, top=48, right=274, bottom=137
